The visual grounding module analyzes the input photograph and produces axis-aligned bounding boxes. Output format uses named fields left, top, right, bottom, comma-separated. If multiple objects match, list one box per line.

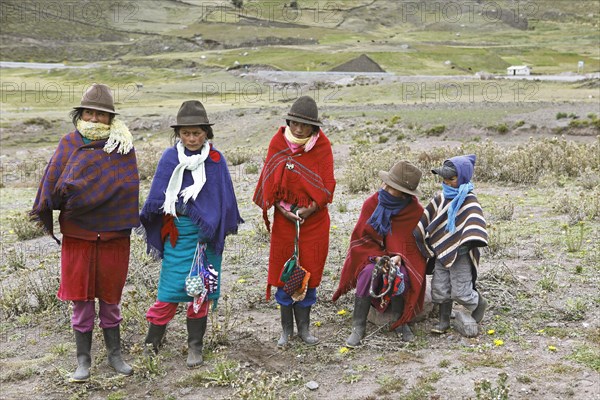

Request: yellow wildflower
left=237, top=278, right=246, bottom=284
left=337, top=309, right=347, bottom=316
left=339, top=347, right=349, bottom=354
left=314, top=321, right=322, bottom=327
left=494, top=339, right=504, bottom=346
left=548, top=345, right=557, bottom=352
left=487, top=329, right=495, bottom=335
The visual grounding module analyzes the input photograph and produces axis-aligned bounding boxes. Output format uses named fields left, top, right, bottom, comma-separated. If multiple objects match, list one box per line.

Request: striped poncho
left=413, top=192, right=488, bottom=268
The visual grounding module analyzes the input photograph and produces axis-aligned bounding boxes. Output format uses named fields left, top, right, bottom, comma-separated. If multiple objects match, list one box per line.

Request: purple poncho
left=140, top=143, right=243, bottom=257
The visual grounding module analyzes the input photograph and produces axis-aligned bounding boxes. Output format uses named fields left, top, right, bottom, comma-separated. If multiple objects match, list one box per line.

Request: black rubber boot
left=71, top=330, right=93, bottom=383
left=471, top=294, right=488, bottom=323
left=144, top=323, right=167, bottom=356
left=277, top=305, right=294, bottom=347
left=396, top=324, right=415, bottom=342
left=103, top=326, right=133, bottom=376
left=390, top=295, right=415, bottom=342
left=186, top=317, right=207, bottom=368
left=431, top=302, right=453, bottom=334
left=346, top=296, right=371, bottom=348
left=293, top=305, right=319, bottom=345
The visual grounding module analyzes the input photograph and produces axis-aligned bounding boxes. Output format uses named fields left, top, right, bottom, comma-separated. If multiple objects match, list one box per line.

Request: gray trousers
left=431, top=253, right=479, bottom=311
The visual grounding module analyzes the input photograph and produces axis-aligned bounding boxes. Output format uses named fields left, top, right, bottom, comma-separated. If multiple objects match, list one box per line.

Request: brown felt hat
left=74, top=83, right=118, bottom=114
left=170, top=100, right=214, bottom=127
left=379, top=161, right=423, bottom=197
left=285, top=96, right=324, bottom=127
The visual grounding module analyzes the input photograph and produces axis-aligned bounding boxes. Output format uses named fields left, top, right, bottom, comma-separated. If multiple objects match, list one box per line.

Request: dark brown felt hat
left=74, top=83, right=118, bottom=114
left=379, top=160, right=423, bottom=197
left=285, top=96, right=324, bottom=127
left=170, top=100, right=214, bottom=127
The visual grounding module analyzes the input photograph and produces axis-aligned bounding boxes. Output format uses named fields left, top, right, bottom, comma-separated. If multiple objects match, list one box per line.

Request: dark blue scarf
left=367, top=189, right=411, bottom=237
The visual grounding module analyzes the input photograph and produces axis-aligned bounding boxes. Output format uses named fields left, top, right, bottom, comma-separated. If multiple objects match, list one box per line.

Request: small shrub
left=0, top=265, right=62, bottom=317
left=388, top=115, right=401, bottom=127
left=495, top=123, right=509, bottom=134
left=224, top=146, right=254, bottom=166
left=513, top=120, right=525, bottom=128
left=9, top=212, right=46, bottom=241
left=563, top=222, right=589, bottom=253
left=378, top=135, right=389, bottom=143
left=564, top=298, right=587, bottom=321
left=568, top=119, right=589, bottom=128
left=4, top=248, right=26, bottom=271
left=23, top=117, right=52, bottom=129
left=245, top=163, right=259, bottom=174
left=490, top=196, right=514, bottom=221
left=474, top=372, right=509, bottom=400
left=553, top=189, right=600, bottom=224
left=567, top=346, right=600, bottom=372
left=536, top=264, right=558, bottom=292
left=484, top=223, right=516, bottom=258
left=556, top=112, right=568, bottom=119
left=425, top=125, right=446, bottom=136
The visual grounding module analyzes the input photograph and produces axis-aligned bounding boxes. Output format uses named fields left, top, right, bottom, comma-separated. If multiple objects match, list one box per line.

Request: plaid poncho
left=31, top=131, right=140, bottom=241
left=413, top=192, right=488, bottom=268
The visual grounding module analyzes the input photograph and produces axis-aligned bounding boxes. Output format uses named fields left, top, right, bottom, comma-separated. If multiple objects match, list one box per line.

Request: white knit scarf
left=162, top=141, right=209, bottom=216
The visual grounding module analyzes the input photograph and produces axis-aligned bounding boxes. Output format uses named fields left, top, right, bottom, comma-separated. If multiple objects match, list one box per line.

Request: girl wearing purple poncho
left=140, top=100, right=243, bottom=368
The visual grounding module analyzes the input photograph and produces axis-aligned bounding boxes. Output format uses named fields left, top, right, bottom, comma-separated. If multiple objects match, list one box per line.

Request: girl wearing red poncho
left=332, top=161, right=427, bottom=346
left=253, top=96, right=336, bottom=347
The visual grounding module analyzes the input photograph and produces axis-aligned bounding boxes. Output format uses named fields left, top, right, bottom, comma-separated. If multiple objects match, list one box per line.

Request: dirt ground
left=0, top=78, right=599, bottom=400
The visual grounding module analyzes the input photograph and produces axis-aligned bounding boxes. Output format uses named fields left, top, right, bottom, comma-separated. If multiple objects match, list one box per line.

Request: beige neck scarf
left=77, top=119, right=134, bottom=154
left=284, top=126, right=311, bottom=145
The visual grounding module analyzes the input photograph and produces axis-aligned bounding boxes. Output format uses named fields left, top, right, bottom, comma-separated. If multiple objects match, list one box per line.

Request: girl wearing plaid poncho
left=413, top=154, right=489, bottom=337
left=31, top=84, right=139, bottom=382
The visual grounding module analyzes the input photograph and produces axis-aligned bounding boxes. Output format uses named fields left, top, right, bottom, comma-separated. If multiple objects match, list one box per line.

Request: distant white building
left=507, top=65, right=531, bottom=76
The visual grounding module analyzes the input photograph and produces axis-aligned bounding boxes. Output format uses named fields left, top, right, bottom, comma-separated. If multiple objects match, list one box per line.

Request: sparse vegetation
left=1, top=1, right=599, bottom=398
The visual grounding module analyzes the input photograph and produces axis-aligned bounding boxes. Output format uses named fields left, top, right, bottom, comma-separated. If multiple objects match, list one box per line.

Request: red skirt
left=58, top=235, right=130, bottom=304
left=268, top=207, right=330, bottom=290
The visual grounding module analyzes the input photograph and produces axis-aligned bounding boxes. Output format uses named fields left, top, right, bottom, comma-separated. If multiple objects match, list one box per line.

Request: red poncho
left=332, top=192, right=426, bottom=329
left=253, top=128, right=336, bottom=299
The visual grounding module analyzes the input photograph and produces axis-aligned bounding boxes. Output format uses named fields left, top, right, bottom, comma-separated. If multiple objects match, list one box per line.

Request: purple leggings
left=71, top=300, right=122, bottom=333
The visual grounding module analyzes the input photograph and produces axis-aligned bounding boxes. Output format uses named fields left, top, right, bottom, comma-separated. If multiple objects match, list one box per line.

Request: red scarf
left=332, top=192, right=426, bottom=329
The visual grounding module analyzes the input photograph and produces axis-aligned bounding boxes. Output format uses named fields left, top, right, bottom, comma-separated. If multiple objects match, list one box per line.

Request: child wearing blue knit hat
left=413, top=154, right=489, bottom=336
